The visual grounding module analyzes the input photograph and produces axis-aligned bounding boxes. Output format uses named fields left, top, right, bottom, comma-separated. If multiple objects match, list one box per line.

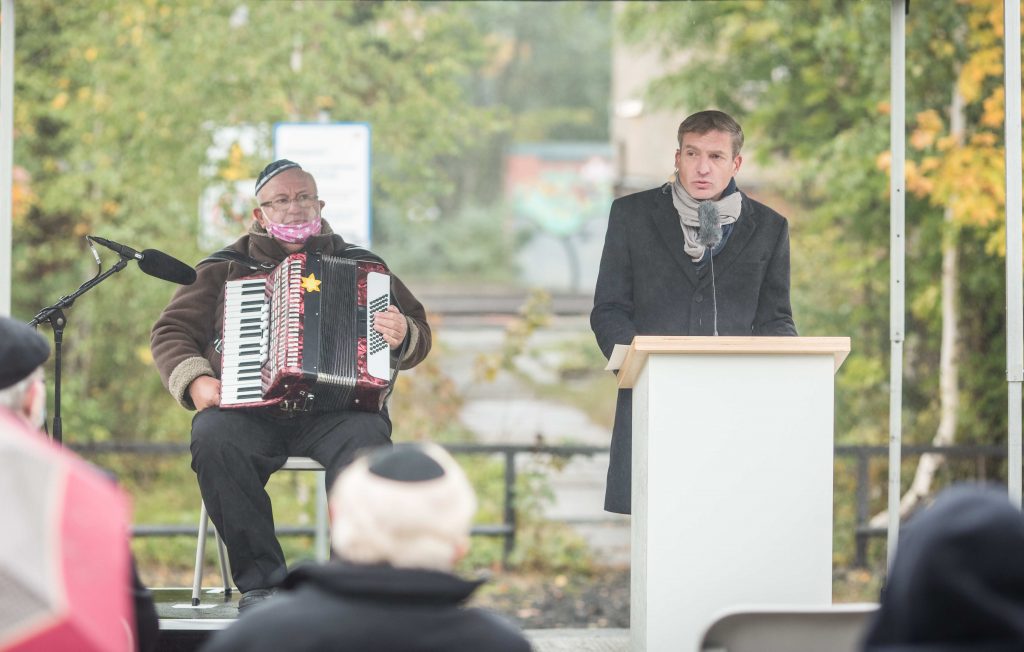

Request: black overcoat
left=200, top=563, right=531, bottom=652
left=590, top=185, right=798, bottom=514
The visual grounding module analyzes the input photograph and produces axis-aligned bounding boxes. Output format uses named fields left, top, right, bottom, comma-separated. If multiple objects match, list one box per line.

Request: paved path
left=526, top=628, right=629, bottom=652
left=437, top=319, right=630, bottom=565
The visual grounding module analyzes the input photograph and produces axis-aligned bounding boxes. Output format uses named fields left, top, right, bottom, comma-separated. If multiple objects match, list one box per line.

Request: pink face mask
left=265, top=219, right=322, bottom=244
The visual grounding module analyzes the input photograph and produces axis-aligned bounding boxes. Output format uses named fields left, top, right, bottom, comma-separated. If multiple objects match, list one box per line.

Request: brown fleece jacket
left=150, top=220, right=431, bottom=410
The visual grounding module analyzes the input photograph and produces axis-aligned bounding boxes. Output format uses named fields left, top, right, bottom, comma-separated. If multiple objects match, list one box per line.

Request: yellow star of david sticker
left=301, top=273, right=322, bottom=293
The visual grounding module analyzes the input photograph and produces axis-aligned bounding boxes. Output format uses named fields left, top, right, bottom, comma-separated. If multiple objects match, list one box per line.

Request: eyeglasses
left=259, top=193, right=319, bottom=212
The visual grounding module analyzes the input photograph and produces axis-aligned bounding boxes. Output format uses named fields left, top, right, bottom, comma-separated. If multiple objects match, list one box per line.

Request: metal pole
left=503, top=451, right=517, bottom=567
left=0, top=0, right=15, bottom=316
left=886, top=0, right=907, bottom=570
left=315, top=470, right=329, bottom=562
left=1005, top=0, right=1023, bottom=508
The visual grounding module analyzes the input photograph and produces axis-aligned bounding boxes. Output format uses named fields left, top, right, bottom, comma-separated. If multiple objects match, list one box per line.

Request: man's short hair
left=677, top=110, right=744, bottom=157
left=329, top=443, right=476, bottom=572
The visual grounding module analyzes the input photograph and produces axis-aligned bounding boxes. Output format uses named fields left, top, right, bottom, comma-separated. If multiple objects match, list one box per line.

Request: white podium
left=618, top=336, right=850, bottom=652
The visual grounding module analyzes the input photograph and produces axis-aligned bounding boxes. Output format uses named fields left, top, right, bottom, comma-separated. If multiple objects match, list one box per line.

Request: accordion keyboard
left=366, top=271, right=390, bottom=380
left=220, top=277, right=269, bottom=405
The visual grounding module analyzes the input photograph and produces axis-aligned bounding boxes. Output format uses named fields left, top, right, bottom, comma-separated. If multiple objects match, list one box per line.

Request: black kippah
left=0, top=317, right=50, bottom=390
left=368, top=444, right=446, bottom=482
left=255, top=159, right=301, bottom=195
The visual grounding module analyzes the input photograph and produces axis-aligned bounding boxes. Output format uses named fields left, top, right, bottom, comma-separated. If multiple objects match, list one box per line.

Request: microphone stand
left=28, top=253, right=131, bottom=445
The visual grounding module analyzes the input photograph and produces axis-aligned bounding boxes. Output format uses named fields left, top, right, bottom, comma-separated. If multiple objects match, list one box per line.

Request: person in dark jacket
left=862, top=484, right=1024, bottom=651
left=591, top=109, right=798, bottom=514
left=151, top=159, right=432, bottom=611
left=200, top=443, right=532, bottom=652
left=0, top=316, right=159, bottom=652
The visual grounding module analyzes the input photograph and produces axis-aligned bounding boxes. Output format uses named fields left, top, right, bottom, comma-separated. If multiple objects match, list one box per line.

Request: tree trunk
left=871, top=82, right=963, bottom=527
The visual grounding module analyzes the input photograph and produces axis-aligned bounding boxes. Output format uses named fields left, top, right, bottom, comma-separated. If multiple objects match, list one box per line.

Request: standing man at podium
left=591, top=110, right=797, bottom=514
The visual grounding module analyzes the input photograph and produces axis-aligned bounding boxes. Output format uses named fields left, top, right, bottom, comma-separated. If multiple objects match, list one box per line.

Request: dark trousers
left=191, top=407, right=391, bottom=592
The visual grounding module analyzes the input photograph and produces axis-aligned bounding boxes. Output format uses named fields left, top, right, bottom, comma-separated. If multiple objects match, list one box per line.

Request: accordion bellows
left=220, top=252, right=391, bottom=413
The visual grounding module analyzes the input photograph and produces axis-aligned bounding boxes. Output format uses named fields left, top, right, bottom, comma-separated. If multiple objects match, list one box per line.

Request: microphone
left=697, top=201, right=722, bottom=249
left=89, top=236, right=197, bottom=285
left=696, top=201, right=721, bottom=336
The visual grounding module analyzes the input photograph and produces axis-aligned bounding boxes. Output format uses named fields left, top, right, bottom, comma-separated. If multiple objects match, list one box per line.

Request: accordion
left=219, top=252, right=391, bottom=413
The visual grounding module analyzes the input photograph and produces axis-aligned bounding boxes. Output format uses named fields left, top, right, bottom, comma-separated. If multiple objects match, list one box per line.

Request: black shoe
left=237, top=588, right=274, bottom=613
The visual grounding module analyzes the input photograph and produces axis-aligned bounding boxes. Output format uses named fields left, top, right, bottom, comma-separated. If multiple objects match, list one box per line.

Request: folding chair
left=190, top=456, right=329, bottom=606
left=700, top=603, right=878, bottom=652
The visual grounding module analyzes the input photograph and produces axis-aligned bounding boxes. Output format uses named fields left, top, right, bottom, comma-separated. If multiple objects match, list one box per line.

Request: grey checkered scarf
left=671, top=174, right=742, bottom=262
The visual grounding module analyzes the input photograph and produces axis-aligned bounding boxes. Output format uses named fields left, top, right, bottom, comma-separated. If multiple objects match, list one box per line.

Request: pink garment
left=266, top=219, right=323, bottom=244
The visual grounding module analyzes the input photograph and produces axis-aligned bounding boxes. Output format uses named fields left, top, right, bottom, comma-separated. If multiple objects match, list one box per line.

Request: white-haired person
left=0, top=316, right=159, bottom=652
left=200, top=443, right=533, bottom=652
left=0, top=317, right=50, bottom=429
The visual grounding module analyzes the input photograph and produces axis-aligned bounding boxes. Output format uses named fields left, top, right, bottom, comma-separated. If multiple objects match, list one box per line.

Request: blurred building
left=504, top=143, right=614, bottom=293
left=610, top=25, right=681, bottom=197
left=610, top=1, right=774, bottom=198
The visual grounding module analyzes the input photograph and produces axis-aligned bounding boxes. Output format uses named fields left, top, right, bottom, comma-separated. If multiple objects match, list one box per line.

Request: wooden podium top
left=616, top=336, right=851, bottom=389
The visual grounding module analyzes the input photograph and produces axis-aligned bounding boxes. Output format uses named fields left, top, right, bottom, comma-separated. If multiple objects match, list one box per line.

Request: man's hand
left=373, top=305, right=408, bottom=350
left=189, top=376, right=222, bottom=410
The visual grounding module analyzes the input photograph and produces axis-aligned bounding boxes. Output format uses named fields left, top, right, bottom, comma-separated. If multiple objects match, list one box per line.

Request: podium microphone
left=697, top=201, right=722, bottom=336
left=88, top=236, right=197, bottom=285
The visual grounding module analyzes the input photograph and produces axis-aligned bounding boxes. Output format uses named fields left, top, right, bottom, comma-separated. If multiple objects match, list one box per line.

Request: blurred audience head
left=0, top=317, right=50, bottom=429
left=863, top=483, right=1024, bottom=651
left=329, top=442, right=476, bottom=572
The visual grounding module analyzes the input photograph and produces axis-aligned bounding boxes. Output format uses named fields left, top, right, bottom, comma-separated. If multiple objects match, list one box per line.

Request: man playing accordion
left=151, top=159, right=431, bottom=612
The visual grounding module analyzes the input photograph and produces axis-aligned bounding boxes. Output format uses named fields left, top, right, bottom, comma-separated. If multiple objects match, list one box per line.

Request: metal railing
left=71, top=440, right=1011, bottom=568
left=69, top=441, right=609, bottom=566
left=836, top=443, right=1007, bottom=567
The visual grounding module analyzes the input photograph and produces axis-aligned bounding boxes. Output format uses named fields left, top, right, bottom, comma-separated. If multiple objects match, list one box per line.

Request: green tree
left=12, top=0, right=495, bottom=444
left=619, top=0, right=896, bottom=444
left=364, top=1, right=614, bottom=281
left=453, top=1, right=612, bottom=208
left=619, top=1, right=1011, bottom=512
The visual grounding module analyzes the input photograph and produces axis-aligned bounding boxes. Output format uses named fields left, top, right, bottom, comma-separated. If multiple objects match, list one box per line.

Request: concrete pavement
left=438, top=317, right=630, bottom=565
left=526, top=628, right=629, bottom=651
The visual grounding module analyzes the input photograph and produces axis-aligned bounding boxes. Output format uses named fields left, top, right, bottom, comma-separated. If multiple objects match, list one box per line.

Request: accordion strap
left=330, top=238, right=388, bottom=266
left=200, top=236, right=386, bottom=271
left=198, top=248, right=276, bottom=272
